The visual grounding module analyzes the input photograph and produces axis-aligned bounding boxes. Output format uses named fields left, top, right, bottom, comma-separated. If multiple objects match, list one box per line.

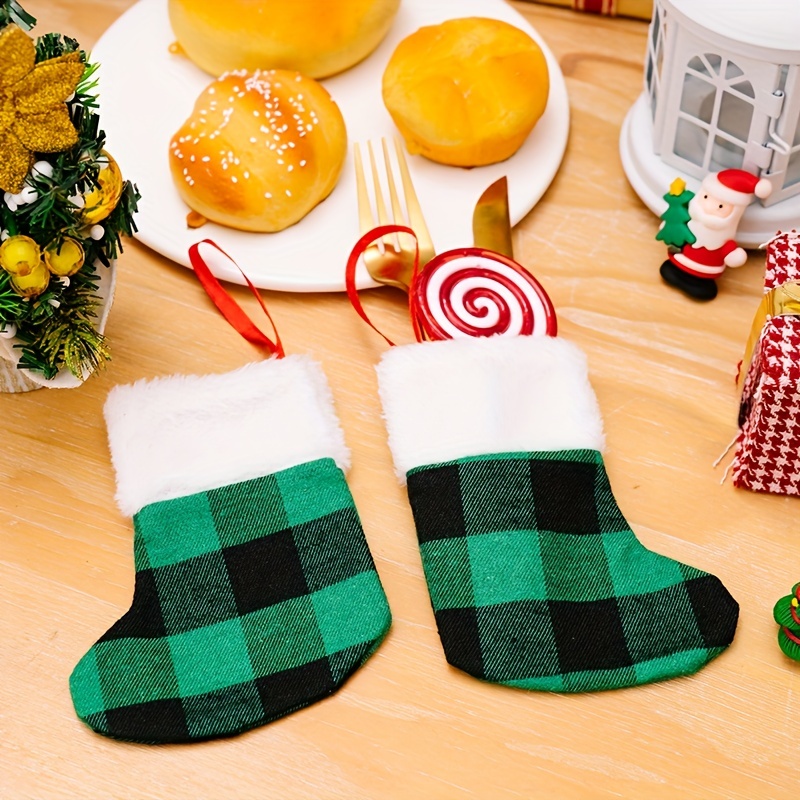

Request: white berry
left=17, top=186, right=38, bottom=204
left=90, top=225, right=105, bottom=240
left=32, top=160, right=54, bottom=179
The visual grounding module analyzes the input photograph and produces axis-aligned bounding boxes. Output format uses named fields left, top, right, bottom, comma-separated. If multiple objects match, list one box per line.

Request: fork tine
left=367, top=141, right=390, bottom=230
left=354, top=143, right=375, bottom=236
left=393, top=137, right=435, bottom=260
left=382, top=138, right=405, bottom=229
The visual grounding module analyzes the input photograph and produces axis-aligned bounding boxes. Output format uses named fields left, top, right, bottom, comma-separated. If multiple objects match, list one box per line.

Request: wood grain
left=2, top=2, right=797, bottom=798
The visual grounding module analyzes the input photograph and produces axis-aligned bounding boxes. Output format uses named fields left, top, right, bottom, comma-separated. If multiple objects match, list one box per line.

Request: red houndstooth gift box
left=732, top=230, right=800, bottom=496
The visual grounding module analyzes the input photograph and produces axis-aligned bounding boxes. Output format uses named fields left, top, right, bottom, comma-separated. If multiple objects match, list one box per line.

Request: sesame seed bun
left=169, top=69, right=347, bottom=232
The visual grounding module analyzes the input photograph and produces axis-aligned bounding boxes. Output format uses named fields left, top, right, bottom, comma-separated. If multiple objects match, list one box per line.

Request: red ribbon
left=344, top=224, right=424, bottom=347
left=188, top=239, right=285, bottom=359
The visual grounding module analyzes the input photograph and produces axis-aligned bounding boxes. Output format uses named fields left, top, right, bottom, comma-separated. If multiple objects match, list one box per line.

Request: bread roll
left=169, top=69, right=347, bottom=232
left=169, top=0, right=401, bottom=79
left=382, top=17, right=550, bottom=167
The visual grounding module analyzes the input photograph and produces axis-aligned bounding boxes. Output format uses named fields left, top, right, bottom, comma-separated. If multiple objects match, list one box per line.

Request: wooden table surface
left=2, top=2, right=798, bottom=798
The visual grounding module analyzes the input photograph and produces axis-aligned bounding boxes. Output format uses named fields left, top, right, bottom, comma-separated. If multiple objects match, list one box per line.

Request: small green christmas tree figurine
left=773, top=582, right=800, bottom=663
left=656, top=177, right=696, bottom=251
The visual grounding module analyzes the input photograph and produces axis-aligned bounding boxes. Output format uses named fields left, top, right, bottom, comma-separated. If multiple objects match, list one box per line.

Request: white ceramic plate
left=92, top=0, right=570, bottom=292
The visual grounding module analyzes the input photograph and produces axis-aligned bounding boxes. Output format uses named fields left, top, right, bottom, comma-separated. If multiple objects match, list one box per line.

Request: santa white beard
left=687, top=197, right=744, bottom=251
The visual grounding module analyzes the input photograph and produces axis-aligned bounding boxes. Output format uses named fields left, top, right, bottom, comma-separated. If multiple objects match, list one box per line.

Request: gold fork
left=354, top=138, right=436, bottom=292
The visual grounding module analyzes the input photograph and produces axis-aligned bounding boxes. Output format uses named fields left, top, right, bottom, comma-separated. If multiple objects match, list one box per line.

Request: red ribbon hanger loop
left=344, top=224, right=424, bottom=347
left=188, top=239, right=285, bottom=359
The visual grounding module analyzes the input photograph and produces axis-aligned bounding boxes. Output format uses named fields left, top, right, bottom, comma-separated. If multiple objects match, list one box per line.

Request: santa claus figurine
left=658, top=169, right=773, bottom=301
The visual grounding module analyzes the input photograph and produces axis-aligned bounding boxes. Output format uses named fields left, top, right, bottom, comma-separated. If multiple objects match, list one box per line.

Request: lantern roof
left=667, top=0, right=800, bottom=58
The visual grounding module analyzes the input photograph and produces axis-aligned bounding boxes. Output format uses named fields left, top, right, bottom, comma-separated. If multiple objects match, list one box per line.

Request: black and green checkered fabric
left=407, top=449, right=738, bottom=692
left=70, top=458, right=391, bottom=743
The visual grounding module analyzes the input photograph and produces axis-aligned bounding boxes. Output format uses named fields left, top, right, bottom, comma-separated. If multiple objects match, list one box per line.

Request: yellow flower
left=0, top=24, right=85, bottom=194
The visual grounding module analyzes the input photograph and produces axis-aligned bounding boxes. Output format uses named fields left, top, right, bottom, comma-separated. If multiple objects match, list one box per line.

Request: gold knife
left=472, top=176, right=514, bottom=259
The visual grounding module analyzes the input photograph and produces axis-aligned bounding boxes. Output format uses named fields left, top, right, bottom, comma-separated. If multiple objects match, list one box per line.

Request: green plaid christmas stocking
left=70, top=358, right=391, bottom=743
left=377, top=335, right=738, bottom=692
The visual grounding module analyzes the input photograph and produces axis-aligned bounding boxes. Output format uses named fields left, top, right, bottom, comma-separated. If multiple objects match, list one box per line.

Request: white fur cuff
left=376, top=336, right=605, bottom=480
left=105, top=356, right=349, bottom=516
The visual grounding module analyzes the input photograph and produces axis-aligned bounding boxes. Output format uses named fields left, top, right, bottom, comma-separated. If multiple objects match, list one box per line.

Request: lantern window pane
left=674, top=119, right=708, bottom=167
left=731, top=81, right=755, bottom=99
left=785, top=150, right=800, bottom=187
left=656, top=43, right=664, bottom=79
left=646, top=54, right=654, bottom=90
left=651, top=9, right=660, bottom=47
left=718, top=92, right=753, bottom=142
left=725, top=61, right=744, bottom=80
left=710, top=136, right=745, bottom=172
left=705, top=54, right=722, bottom=74
left=687, top=56, right=711, bottom=77
left=680, top=74, right=715, bottom=124
left=794, top=125, right=800, bottom=147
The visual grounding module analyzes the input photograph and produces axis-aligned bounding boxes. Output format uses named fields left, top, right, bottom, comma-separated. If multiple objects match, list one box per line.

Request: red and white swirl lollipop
left=412, top=247, right=557, bottom=341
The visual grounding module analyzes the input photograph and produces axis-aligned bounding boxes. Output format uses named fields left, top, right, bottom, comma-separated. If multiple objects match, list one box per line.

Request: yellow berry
left=0, top=235, right=42, bottom=276
left=10, top=262, right=50, bottom=298
left=45, top=238, right=85, bottom=277
left=82, top=152, right=124, bottom=225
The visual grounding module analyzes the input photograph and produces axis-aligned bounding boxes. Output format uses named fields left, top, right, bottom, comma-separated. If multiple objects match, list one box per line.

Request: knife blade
left=472, top=176, right=514, bottom=259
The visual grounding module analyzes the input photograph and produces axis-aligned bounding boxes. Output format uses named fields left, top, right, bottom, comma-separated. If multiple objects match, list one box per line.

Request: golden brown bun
left=169, top=0, right=401, bottom=79
left=169, top=70, right=347, bottom=233
left=382, top=17, right=550, bottom=167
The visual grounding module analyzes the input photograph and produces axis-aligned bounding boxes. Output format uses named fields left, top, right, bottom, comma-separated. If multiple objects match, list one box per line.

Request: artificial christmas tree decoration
left=773, top=583, right=800, bottom=663
left=377, top=335, right=738, bottom=692
left=658, top=169, right=771, bottom=301
left=0, top=1, right=138, bottom=390
left=70, top=357, right=391, bottom=743
left=732, top=229, right=800, bottom=497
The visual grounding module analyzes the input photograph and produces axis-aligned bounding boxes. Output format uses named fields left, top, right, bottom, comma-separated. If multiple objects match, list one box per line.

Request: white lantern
left=620, top=0, right=800, bottom=246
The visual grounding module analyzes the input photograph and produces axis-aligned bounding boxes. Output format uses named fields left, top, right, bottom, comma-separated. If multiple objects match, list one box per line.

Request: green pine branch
left=13, top=264, right=111, bottom=379
left=0, top=0, right=36, bottom=30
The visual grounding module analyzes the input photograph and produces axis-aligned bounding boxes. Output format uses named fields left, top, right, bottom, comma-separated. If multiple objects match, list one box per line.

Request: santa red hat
left=702, top=169, right=773, bottom=206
